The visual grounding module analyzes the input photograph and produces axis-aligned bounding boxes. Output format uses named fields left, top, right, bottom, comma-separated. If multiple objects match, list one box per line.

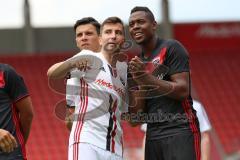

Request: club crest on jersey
left=152, top=57, right=160, bottom=67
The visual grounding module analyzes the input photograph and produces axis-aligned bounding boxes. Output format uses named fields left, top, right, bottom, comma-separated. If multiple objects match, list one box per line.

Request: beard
left=103, top=43, right=121, bottom=53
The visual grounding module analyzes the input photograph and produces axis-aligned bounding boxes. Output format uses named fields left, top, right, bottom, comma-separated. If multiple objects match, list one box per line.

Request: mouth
left=133, top=32, right=144, bottom=39
left=106, top=42, right=117, bottom=47
left=81, top=43, right=89, bottom=47
left=107, top=42, right=117, bottom=45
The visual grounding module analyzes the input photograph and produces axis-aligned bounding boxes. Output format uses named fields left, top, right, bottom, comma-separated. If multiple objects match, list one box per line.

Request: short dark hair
left=130, top=6, right=155, bottom=21
left=74, top=17, right=100, bottom=35
left=101, top=17, right=125, bottom=34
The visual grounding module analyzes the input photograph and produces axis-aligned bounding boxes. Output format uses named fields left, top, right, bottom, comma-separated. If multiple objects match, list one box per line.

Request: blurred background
left=0, top=0, right=240, bottom=159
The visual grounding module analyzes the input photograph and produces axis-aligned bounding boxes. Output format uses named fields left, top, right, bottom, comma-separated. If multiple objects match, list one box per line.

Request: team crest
left=152, top=57, right=160, bottom=67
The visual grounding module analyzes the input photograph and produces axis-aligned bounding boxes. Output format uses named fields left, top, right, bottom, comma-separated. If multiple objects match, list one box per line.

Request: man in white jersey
left=48, top=17, right=128, bottom=160
left=193, top=100, right=211, bottom=160
left=47, top=17, right=101, bottom=130
left=65, top=17, right=101, bottom=130
left=141, top=99, right=212, bottom=160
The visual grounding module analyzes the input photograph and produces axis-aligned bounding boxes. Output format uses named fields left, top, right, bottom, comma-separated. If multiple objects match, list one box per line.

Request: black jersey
left=0, top=63, right=29, bottom=159
left=139, top=38, right=199, bottom=140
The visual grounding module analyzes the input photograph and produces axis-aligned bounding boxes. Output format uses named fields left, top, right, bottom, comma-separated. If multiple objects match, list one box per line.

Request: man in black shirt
left=0, top=63, right=34, bottom=160
left=128, top=6, right=201, bottom=160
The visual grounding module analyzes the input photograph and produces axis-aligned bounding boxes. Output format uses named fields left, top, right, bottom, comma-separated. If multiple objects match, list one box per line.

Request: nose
left=81, top=34, right=88, bottom=41
left=110, top=32, right=117, bottom=40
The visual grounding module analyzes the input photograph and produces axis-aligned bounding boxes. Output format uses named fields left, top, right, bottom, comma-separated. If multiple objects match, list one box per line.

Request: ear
left=152, top=20, right=157, bottom=30
left=75, top=38, right=80, bottom=48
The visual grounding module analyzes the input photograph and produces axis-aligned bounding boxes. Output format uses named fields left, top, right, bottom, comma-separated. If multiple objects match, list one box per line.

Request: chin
left=104, top=44, right=119, bottom=52
left=104, top=47, right=114, bottom=53
left=81, top=46, right=90, bottom=50
left=135, top=39, right=144, bottom=44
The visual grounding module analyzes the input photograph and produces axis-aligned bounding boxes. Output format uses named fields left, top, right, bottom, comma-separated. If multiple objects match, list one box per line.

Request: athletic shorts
left=68, top=142, right=123, bottom=160
left=145, top=133, right=201, bottom=160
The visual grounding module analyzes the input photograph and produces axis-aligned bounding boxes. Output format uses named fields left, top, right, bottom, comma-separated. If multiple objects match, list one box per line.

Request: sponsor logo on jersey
left=95, top=79, right=124, bottom=96
left=157, top=74, right=164, bottom=80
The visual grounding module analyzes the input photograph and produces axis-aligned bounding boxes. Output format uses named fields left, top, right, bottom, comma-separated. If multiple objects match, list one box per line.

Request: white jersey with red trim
left=67, top=50, right=128, bottom=157
left=192, top=100, right=211, bottom=133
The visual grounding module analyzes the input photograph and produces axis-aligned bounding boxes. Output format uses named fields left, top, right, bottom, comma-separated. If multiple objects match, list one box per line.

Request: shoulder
left=0, top=63, right=14, bottom=72
left=116, top=61, right=127, bottom=70
left=116, top=61, right=128, bottom=79
left=157, top=39, right=188, bottom=55
left=163, top=39, right=189, bottom=57
left=0, top=64, right=18, bottom=77
left=166, top=39, right=187, bottom=52
left=158, top=39, right=179, bottom=47
left=163, top=39, right=183, bottom=46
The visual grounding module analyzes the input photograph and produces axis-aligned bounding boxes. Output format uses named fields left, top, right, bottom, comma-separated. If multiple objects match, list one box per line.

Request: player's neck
left=95, top=46, right=101, bottom=52
left=142, top=35, right=158, bottom=56
left=101, top=50, right=117, bottom=66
